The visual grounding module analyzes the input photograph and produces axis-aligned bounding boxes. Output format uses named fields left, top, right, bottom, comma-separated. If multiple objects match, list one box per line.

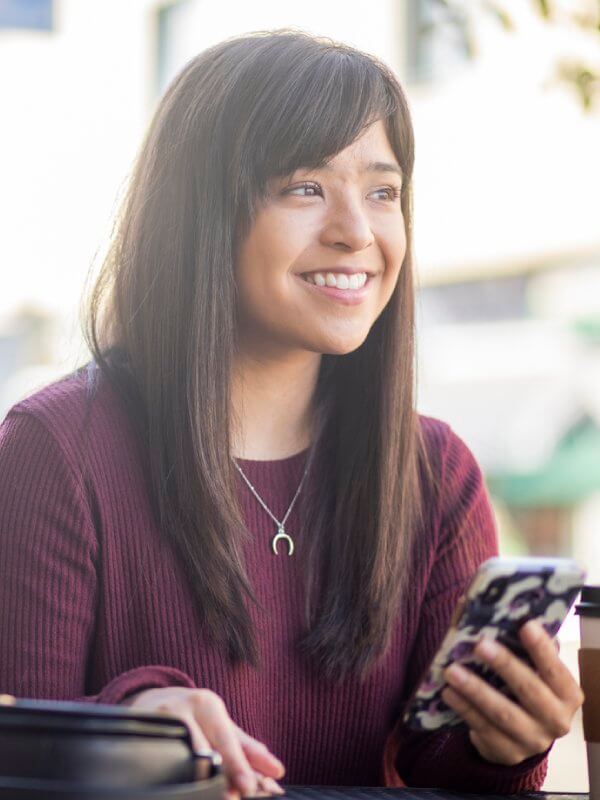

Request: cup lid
left=575, top=585, right=600, bottom=617
left=0, top=773, right=226, bottom=799
left=0, top=696, right=189, bottom=739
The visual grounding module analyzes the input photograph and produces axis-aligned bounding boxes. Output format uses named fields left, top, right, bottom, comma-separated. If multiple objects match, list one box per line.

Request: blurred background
left=1, top=0, right=599, bottom=790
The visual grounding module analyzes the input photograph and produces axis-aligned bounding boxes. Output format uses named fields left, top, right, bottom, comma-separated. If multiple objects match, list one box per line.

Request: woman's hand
left=122, top=687, right=285, bottom=798
left=440, top=619, right=584, bottom=766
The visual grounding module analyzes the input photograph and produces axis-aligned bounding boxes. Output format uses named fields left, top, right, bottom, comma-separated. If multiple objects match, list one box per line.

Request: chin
left=312, top=332, right=370, bottom=356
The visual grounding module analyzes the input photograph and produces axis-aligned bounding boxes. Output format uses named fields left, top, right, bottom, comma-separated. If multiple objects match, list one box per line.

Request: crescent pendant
left=271, top=528, right=294, bottom=556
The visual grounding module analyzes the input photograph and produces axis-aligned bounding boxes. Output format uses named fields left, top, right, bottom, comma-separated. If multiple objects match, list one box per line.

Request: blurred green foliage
left=434, top=0, right=600, bottom=110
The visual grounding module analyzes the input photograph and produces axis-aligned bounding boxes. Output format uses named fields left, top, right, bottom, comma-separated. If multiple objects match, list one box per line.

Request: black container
left=0, top=694, right=226, bottom=799
left=575, top=585, right=600, bottom=618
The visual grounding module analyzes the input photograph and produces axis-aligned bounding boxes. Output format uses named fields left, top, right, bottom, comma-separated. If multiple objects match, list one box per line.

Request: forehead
left=331, top=120, right=396, bottom=161
left=300, top=119, right=400, bottom=177
left=260, top=120, right=403, bottom=199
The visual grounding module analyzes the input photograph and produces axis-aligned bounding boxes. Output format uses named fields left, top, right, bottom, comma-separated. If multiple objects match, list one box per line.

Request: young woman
left=0, top=30, right=582, bottom=797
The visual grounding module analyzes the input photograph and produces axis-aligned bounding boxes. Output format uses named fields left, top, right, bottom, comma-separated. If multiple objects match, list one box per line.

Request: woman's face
left=234, top=119, right=407, bottom=357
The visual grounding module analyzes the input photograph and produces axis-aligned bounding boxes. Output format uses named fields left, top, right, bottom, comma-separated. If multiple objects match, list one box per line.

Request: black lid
left=575, top=585, right=600, bottom=617
left=0, top=696, right=189, bottom=740
left=0, top=697, right=225, bottom=799
left=0, top=774, right=226, bottom=799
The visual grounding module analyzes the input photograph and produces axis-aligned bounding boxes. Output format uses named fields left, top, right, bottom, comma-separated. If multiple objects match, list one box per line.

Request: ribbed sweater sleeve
left=382, top=423, right=548, bottom=792
left=0, top=410, right=195, bottom=705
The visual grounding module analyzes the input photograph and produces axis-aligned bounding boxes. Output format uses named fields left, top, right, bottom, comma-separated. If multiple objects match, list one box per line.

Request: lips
left=299, top=267, right=376, bottom=277
left=294, top=272, right=372, bottom=306
left=302, top=271, right=368, bottom=290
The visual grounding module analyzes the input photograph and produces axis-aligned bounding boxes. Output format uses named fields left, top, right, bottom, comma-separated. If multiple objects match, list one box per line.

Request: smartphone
left=402, top=556, right=586, bottom=732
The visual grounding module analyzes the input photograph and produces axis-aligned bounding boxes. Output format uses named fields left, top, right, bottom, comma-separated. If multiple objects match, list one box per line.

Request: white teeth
left=302, top=271, right=368, bottom=289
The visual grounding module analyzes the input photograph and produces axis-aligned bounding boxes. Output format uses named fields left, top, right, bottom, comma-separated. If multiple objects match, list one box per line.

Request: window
left=155, top=0, right=190, bottom=95
left=0, top=0, right=53, bottom=31
left=417, top=275, right=530, bottom=326
left=405, top=0, right=471, bottom=84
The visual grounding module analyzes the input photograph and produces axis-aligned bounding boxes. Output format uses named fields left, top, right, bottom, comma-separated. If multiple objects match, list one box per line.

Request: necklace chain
left=232, top=454, right=311, bottom=555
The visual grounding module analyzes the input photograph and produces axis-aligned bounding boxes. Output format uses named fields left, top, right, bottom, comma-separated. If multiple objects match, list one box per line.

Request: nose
left=318, top=195, right=375, bottom=252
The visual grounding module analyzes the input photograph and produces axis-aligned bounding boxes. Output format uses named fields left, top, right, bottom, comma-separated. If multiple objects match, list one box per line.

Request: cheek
left=379, top=222, right=407, bottom=281
left=239, top=210, right=311, bottom=270
left=234, top=218, right=303, bottom=320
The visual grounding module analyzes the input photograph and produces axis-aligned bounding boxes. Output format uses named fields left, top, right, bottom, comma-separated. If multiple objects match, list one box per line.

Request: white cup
left=577, top=586, right=600, bottom=800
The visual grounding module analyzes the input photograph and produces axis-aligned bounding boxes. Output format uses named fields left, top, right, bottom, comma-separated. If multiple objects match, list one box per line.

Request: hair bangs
left=232, top=37, right=400, bottom=199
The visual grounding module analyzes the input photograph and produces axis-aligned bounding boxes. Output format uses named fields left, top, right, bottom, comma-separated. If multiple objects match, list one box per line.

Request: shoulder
left=417, top=412, right=484, bottom=489
left=417, top=413, right=453, bottom=458
left=7, top=362, right=96, bottom=421
left=416, top=412, right=495, bottom=544
left=1, top=363, right=133, bottom=475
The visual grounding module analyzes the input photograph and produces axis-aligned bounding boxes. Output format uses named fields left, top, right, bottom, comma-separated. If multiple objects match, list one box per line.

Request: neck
left=231, top=348, right=321, bottom=461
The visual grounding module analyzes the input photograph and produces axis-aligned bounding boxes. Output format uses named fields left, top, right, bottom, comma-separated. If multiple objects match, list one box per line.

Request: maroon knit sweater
left=0, top=365, right=548, bottom=791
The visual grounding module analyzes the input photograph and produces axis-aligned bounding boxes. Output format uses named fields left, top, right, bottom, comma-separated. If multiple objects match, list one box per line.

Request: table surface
left=280, top=789, right=588, bottom=800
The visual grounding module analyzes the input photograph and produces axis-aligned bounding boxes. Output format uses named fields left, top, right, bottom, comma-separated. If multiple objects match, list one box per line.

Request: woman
left=0, top=30, right=583, bottom=796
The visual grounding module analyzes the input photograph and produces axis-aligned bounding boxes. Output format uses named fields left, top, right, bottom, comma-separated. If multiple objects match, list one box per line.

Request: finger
left=190, top=691, right=258, bottom=797
left=248, top=775, right=271, bottom=798
left=469, top=728, right=532, bottom=767
left=473, top=636, right=570, bottom=736
left=520, top=620, right=584, bottom=709
left=442, top=687, right=533, bottom=765
left=260, top=776, right=285, bottom=796
left=233, top=725, right=286, bottom=779
left=441, top=686, right=493, bottom=734
left=252, top=772, right=285, bottom=797
left=153, top=702, right=212, bottom=753
left=180, top=712, right=212, bottom=753
left=444, top=663, right=553, bottom=752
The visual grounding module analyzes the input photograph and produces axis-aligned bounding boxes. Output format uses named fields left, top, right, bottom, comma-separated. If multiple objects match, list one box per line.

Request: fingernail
left=264, top=778, right=285, bottom=795
left=441, top=686, right=454, bottom=703
left=237, top=774, right=257, bottom=797
left=477, top=637, right=499, bottom=659
left=270, top=757, right=285, bottom=777
left=522, top=619, right=543, bottom=641
left=445, top=663, right=468, bottom=686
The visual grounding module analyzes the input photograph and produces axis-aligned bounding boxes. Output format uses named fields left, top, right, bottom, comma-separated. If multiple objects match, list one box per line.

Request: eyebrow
left=365, top=161, right=403, bottom=178
left=319, top=160, right=403, bottom=179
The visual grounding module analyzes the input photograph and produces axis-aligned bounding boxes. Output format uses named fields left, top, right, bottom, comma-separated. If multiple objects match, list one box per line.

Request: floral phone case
left=403, top=556, right=586, bottom=732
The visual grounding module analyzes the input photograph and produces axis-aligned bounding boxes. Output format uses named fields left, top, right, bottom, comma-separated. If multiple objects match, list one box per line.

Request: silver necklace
left=232, top=454, right=312, bottom=556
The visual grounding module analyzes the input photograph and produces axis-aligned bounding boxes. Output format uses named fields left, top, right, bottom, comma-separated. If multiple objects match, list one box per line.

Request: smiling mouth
left=299, top=271, right=370, bottom=290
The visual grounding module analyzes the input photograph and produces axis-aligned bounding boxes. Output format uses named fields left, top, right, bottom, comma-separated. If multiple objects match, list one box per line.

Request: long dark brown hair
left=85, top=29, right=431, bottom=683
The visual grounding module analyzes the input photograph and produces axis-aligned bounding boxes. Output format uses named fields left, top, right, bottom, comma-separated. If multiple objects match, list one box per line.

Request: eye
left=284, top=181, right=322, bottom=198
left=369, top=186, right=402, bottom=202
